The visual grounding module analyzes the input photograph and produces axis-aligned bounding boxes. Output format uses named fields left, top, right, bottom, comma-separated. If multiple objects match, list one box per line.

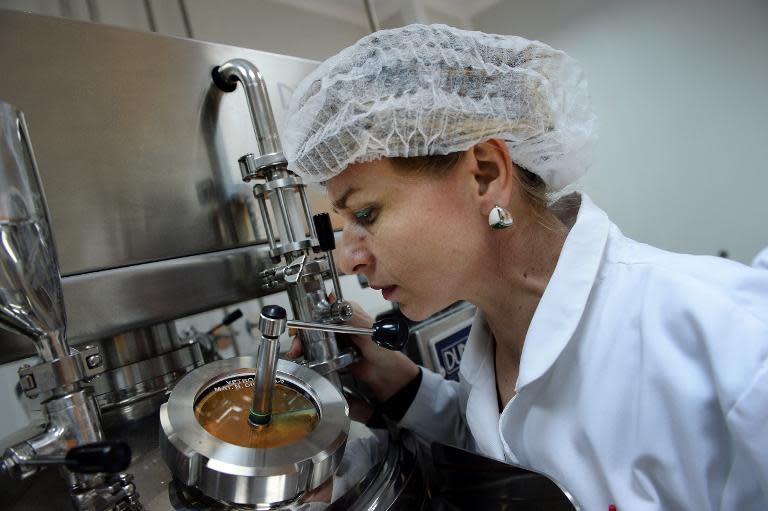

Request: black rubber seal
left=211, top=66, right=237, bottom=92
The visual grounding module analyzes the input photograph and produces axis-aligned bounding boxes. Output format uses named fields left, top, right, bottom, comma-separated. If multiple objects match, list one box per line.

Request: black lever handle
left=65, top=442, right=132, bottom=474
left=207, top=308, right=243, bottom=335
left=287, top=316, right=410, bottom=351
left=313, top=213, right=336, bottom=251
left=221, top=309, right=244, bottom=326
left=371, top=316, right=410, bottom=351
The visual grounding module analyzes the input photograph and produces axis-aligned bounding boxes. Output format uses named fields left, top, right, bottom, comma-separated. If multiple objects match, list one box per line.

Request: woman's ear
left=465, top=139, right=516, bottom=213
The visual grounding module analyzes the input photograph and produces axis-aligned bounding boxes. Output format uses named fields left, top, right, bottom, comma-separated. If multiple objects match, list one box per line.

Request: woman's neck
left=468, top=207, right=569, bottom=359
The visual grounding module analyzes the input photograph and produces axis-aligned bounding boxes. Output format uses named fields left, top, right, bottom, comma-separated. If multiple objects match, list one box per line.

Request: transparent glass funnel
left=0, top=101, right=68, bottom=361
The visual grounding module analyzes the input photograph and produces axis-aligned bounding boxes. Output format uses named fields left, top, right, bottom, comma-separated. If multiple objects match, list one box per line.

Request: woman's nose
left=337, top=225, right=373, bottom=275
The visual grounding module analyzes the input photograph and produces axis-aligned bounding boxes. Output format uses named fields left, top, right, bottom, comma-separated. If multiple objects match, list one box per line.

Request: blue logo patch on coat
left=434, top=325, right=471, bottom=381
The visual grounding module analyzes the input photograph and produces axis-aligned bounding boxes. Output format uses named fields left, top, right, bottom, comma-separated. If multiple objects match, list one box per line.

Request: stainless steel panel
left=0, top=236, right=287, bottom=363
left=0, top=10, right=320, bottom=360
left=0, top=9, right=317, bottom=275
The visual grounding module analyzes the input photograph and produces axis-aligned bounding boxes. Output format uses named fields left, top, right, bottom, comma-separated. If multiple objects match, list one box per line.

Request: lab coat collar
left=454, top=194, right=609, bottom=461
left=516, top=193, right=609, bottom=390
left=460, top=308, right=507, bottom=459
left=458, top=193, right=610, bottom=391
left=459, top=309, right=493, bottom=385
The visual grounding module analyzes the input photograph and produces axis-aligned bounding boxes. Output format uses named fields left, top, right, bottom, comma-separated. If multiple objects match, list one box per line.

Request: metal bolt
left=337, top=302, right=354, bottom=321
left=19, top=373, right=36, bottom=390
left=86, top=354, right=102, bottom=369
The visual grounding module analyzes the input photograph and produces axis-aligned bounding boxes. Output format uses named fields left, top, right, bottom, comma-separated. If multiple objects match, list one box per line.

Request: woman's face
left=326, top=157, right=483, bottom=321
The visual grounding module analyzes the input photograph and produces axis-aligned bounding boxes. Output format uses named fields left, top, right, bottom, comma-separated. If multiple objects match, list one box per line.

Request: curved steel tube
left=215, top=59, right=283, bottom=157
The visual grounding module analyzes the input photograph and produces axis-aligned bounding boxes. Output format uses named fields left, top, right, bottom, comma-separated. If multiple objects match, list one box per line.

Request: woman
left=283, top=24, right=768, bottom=510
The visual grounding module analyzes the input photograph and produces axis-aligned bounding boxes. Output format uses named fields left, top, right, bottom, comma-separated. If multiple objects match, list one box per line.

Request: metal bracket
left=238, top=152, right=287, bottom=182
left=283, top=254, right=306, bottom=284
left=260, top=256, right=330, bottom=290
left=304, top=348, right=359, bottom=376
left=18, top=346, right=105, bottom=398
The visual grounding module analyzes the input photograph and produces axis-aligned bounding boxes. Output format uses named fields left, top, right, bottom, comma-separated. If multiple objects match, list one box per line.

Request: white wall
left=474, top=0, right=768, bottom=263
left=183, top=0, right=369, bottom=61
left=0, top=0, right=370, bottom=60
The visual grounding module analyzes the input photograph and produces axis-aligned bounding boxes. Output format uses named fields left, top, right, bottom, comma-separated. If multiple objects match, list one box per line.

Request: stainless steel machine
left=0, top=9, right=426, bottom=511
left=0, top=9, right=576, bottom=511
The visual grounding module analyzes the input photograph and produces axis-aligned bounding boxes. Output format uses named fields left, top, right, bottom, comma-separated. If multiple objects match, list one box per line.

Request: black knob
left=261, top=305, right=286, bottom=320
left=207, top=309, right=245, bottom=335
left=65, top=442, right=132, bottom=474
left=313, top=213, right=336, bottom=251
left=371, top=317, right=410, bottom=351
left=221, top=309, right=243, bottom=326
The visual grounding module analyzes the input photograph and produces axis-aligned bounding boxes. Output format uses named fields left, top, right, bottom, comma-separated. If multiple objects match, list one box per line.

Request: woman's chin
left=397, top=302, right=437, bottom=322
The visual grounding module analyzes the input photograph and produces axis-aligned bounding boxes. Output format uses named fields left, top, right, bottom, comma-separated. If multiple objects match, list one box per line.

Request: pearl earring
left=488, top=204, right=513, bottom=230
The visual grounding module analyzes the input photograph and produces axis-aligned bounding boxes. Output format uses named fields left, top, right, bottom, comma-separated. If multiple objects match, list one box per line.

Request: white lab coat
left=400, top=194, right=768, bottom=510
left=753, top=246, right=768, bottom=270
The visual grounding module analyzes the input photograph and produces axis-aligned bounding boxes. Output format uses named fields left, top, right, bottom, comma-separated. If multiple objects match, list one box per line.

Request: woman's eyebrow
left=331, top=187, right=359, bottom=211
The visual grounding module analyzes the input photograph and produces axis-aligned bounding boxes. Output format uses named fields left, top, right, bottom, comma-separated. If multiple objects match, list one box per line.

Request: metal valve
left=313, top=212, right=353, bottom=322
left=13, top=442, right=132, bottom=474
left=249, top=305, right=410, bottom=425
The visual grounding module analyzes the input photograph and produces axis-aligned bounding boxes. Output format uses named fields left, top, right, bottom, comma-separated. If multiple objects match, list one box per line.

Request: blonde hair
left=392, top=152, right=547, bottom=207
left=391, top=151, right=567, bottom=231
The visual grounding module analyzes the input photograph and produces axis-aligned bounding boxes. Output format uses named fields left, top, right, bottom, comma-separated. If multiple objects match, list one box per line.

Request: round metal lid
left=160, top=357, right=349, bottom=506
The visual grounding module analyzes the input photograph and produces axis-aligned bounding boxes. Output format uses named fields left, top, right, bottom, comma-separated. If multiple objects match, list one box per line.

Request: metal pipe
left=178, top=0, right=195, bottom=38
left=288, top=319, right=372, bottom=337
left=215, top=59, right=283, bottom=157
left=249, top=334, right=280, bottom=427
left=143, top=0, right=157, bottom=32
left=1, top=389, right=103, bottom=481
left=288, top=315, right=409, bottom=351
left=326, top=252, right=345, bottom=303
left=249, top=306, right=287, bottom=427
left=255, top=188, right=277, bottom=249
left=298, top=185, right=318, bottom=240
left=363, top=0, right=381, bottom=32
left=275, top=188, right=296, bottom=243
left=85, top=0, right=100, bottom=23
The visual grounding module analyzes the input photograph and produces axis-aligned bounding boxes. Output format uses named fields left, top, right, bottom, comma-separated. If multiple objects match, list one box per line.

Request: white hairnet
left=283, top=24, right=597, bottom=191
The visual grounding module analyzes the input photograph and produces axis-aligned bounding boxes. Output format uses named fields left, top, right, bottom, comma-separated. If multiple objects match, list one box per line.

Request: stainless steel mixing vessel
left=159, top=356, right=349, bottom=506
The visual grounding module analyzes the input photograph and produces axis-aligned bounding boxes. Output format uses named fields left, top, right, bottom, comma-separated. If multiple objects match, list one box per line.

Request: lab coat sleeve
left=727, top=360, right=768, bottom=499
left=397, top=367, right=473, bottom=450
left=688, top=265, right=768, bottom=500
left=721, top=305, right=768, bottom=499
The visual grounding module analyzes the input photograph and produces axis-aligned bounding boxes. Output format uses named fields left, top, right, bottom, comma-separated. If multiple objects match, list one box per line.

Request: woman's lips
left=370, top=283, right=398, bottom=301
left=381, top=285, right=397, bottom=301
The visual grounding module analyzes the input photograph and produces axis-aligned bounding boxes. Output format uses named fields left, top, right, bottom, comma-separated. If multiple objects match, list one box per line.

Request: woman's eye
left=353, top=206, right=378, bottom=226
